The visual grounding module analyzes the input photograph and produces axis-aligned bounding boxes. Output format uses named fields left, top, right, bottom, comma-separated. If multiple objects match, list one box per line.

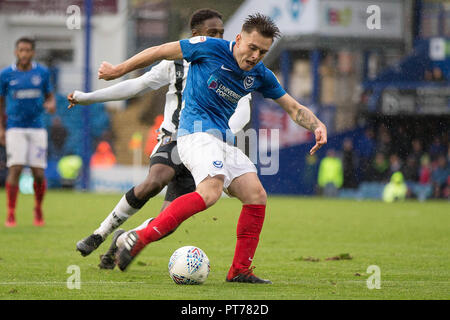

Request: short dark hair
left=190, top=8, right=223, bottom=31
left=15, top=37, right=35, bottom=50
left=242, top=13, right=281, bottom=40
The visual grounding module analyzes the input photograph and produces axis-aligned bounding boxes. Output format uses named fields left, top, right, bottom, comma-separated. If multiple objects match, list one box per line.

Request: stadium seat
left=356, top=182, right=385, bottom=200
left=408, top=183, right=433, bottom=202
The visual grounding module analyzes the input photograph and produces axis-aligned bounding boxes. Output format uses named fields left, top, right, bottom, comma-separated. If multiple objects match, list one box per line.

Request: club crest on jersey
left=213, top=160, right=223, bottom=168
left=31, top=75, right=42, bottom=86
left=243, top=76, right=254, bottom=89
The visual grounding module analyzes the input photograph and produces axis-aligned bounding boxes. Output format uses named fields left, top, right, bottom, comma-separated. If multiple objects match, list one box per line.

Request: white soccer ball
left=168, top=246, right=210, bottom=285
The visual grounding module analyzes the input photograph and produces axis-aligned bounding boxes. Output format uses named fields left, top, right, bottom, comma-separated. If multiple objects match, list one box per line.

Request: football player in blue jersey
left=0, top=37, right=55, bottom=227
left=97, top=13, right=327, bottom=283
left=69, top=9, right=253, bottom=268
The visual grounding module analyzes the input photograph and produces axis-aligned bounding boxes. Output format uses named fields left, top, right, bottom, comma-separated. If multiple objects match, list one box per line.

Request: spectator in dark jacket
left=342, top=138, right=358, bottom=188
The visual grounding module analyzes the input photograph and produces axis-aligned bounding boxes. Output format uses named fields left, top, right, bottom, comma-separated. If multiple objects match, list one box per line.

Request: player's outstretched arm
left=275, top=93, right=327, bottom=155
left=68, top=77, right=150, bottom=108
left=68, top=76, right=154, bottom=108
left=68, top=60, right=172, bottom=109
left=98, top=41, right=182, bottom=81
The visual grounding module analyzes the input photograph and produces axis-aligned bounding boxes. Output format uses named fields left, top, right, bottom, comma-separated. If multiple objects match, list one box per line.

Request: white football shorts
left=177, top=132, right=257, bottom=188
left=6, top=127, right=48, bottom=168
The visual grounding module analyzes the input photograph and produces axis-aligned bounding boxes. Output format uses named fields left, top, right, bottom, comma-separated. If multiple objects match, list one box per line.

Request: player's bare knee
left=245, top=187, right=267, bottom=205
left=254, top=187, right=267, bottom=204
left=7, top=166, right=23, bottom=180
left=31, top=171, right=45, bottom=183
left=196, top=176, right=225, bottom=207
left=34, top=176, right=45, bottom=184
left=201, top=189, right=222, bottom=208
left=196, top=183, right=223, bottom=208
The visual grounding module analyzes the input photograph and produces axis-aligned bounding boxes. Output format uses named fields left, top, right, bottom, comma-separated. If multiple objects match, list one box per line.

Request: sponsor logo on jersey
left=244, top=76, right=254, bottom=89
left=207, top=75, right=243, bottom=104
left=213, top=160, right=223, bottom=168
left=221, top=65, right=232, bottom=72
left=14, top=89, right=41, bottom=99
left=207, top=75, right=219, bottom=90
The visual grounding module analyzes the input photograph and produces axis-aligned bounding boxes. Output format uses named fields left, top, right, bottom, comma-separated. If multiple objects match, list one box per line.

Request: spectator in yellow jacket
left=318, top=149, right=343, bottom=197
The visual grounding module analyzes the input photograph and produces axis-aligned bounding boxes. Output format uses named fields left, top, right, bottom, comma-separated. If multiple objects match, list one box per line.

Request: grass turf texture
left=0, top=190, right=448, bottom=300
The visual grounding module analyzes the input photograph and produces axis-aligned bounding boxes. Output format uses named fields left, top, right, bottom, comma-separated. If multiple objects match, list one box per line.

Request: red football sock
left=33, top=180, right=47, bottom=220
left=137, top=191, right=206, bottom=244
left=6, top=183, right=19, bottom=218
left=227, top=204, right=266, bottom=279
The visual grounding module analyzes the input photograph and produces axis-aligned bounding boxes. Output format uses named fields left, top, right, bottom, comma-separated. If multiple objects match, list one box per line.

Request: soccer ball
left=168, top=246, right=210, bottom=285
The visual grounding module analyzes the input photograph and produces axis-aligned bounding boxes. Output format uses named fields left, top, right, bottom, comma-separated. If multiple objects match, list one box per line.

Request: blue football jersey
left=178, top=36, right=286, bottom=140
left=0, top=62, right=53, bottom=129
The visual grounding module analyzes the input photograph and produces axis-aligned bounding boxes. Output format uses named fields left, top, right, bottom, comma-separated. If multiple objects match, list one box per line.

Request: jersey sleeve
left=228, top=94, right=252, bottom=134
left=258, top=68, right=286, bottom=100
left=179, top=36, right=217, bottom=63
left=141, top=60, right=172, bottom=90
left=0, top=69, right=7, bottom=97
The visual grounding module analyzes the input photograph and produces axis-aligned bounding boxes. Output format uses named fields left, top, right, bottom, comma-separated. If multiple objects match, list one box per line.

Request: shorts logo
left=243, top=76, right=254, bottom=89
left=213, top=160, right=223, bottom=168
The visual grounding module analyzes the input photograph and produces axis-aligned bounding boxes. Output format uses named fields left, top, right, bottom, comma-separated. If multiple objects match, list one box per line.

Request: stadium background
left=0, top=0, right=448, bottom=201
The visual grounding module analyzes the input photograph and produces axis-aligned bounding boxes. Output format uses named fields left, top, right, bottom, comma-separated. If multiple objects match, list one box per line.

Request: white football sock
left=94, top=195, right=139, bottom=239
left=131, top=218, right=154, bottom=232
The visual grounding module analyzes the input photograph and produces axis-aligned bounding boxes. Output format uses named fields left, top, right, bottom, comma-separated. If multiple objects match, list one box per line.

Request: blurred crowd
left=318, top=124, right=450, bottom=200
left=1, top=117, right=449, bottom=201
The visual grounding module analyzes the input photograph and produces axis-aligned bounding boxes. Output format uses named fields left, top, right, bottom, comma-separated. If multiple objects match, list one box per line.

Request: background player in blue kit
left=0, top=37, right=56, bottom=227
left=97, top=14, right=327, bottom=283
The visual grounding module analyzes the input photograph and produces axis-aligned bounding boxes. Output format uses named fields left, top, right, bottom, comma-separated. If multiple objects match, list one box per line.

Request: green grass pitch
left=0, top=190, right=448, bottom=300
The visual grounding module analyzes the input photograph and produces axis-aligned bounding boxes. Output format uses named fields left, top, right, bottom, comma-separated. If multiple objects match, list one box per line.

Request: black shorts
left=149, top=138, right=195, bottom=202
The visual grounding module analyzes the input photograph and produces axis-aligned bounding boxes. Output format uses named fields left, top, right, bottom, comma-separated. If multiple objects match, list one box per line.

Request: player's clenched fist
left=98, top=61, right=120, bottom=80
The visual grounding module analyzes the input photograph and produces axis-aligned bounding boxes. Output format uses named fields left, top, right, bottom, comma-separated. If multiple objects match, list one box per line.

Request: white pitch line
left=0, top=281, right=146, bottom=285
left=1, top=280, right=449, bottom=286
